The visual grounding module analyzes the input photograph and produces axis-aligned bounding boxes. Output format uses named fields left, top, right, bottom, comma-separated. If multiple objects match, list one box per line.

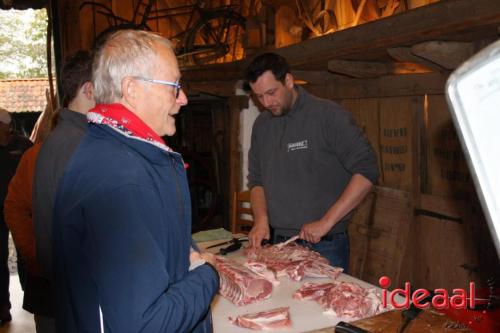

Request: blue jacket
left=53, top=124, right=219, bottom=333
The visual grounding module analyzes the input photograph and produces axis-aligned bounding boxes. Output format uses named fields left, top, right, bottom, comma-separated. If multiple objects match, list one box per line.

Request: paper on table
left=192, top=228, right=233, bottom=243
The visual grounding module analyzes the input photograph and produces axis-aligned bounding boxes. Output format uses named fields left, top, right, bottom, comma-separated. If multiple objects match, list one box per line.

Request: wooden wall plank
left=426, top=95, right=474, bottom=199
left=378, top=97, right=422, bottom=192
left=59, top=0, right=83, bottom=57
left=414, top=212, right=481, bottom=290
left=112, top=0, right=133, bottom=27
left=78, top=0, right=95, bottom=51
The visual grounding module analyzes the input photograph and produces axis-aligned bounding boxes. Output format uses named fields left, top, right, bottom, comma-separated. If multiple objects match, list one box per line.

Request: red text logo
left=378, top=276, right=476, bottom=310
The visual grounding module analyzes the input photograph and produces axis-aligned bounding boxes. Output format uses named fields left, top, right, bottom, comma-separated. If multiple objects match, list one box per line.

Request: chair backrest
left=231, top=190, right=253, bottom=234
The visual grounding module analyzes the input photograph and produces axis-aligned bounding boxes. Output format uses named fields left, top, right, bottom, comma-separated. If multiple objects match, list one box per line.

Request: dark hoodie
left=248, top=86, right=379, bottom=236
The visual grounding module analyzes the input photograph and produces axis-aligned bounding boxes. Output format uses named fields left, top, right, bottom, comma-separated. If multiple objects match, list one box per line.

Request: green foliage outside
left=0, top=9, right=50, bottom=79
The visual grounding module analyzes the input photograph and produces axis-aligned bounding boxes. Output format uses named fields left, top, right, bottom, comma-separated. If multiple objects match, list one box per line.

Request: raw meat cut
left=215, top=256, right=273, bottom=306
left=292, top=282, right=336, bottom=301
left=294, top=281, right=384, bottom=320
left=244, top=261, right=280, bottom=286
left=245, top=242, right=343, bottom=281
left=229, top=307, right=292, bottom=330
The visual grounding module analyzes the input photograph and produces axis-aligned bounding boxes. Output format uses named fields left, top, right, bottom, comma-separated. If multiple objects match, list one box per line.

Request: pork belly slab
left=229, top=307, right=291, bottom=330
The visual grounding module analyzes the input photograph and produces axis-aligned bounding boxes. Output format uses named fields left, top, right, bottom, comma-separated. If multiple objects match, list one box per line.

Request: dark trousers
left=0, top=216, right=10, bottom=311
left=274, top=232, right=350, bottom=273
left=16, top=250, right=27, bottom=291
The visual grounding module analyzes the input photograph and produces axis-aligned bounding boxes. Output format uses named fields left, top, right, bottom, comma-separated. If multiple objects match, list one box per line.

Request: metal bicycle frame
left=80, top=0, right=241, bottom=59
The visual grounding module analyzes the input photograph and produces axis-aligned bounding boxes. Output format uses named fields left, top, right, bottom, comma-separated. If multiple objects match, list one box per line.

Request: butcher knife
left=334, top=321, right=369, bottom=333
left=206, top=237, right=248, bottom=249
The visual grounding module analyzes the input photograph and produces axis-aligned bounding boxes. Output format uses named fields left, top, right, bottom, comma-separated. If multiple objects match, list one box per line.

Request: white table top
left=199, top=239, right=392, bottom=333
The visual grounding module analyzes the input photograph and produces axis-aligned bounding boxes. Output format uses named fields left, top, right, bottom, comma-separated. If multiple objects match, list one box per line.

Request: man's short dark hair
left=243, top=53, right=291, bottom=91
left=61, top=50, right=93, bottom=107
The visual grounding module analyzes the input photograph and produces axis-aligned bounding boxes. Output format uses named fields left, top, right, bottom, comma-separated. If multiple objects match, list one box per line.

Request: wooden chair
left=231, top=190, right=254, bottom=234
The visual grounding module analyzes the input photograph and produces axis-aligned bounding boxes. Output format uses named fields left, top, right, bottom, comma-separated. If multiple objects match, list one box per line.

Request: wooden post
left=227, top=95, right=248, bottom=231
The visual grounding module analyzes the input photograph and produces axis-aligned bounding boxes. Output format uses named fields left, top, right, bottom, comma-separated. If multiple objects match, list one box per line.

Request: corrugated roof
left=0, top=78, right=54, bottom=113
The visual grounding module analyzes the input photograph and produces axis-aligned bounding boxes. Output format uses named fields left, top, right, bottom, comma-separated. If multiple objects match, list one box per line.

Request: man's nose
left=177, top=89, right=188, bottom=106
left=262, top=95, right=272, bottom=107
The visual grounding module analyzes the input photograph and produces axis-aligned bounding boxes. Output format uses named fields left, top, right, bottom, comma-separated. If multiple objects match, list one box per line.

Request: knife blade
left=275, top=235, right=299, bottom=249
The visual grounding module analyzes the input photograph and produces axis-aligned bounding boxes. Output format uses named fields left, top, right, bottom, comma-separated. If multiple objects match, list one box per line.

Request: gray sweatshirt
left=248, top=86, right=379, bottom=236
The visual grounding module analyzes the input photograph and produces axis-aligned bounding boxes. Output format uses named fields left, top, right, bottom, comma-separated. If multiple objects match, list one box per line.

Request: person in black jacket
left=32, top=50, right=95, bottom=333
left=0, top=108, right=32, bottom=325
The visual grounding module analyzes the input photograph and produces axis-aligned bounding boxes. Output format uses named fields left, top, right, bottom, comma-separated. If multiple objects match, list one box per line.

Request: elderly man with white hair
left=52, top=30, right=219, bottom=333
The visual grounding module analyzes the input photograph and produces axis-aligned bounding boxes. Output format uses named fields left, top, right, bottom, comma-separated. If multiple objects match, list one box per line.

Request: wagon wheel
left=185, top=11, right=246, bottom=66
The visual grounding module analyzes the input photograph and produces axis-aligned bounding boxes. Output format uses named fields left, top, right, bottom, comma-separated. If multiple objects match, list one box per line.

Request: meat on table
left=229, top=307, right=292, bottom=330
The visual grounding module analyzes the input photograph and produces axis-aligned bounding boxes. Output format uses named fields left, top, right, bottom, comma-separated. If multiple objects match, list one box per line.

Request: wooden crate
left=349, top=186, right=412, bottom=288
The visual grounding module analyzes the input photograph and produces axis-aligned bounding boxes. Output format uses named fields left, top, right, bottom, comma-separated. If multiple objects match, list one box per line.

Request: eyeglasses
left=133, top=76, right=182, bottom=98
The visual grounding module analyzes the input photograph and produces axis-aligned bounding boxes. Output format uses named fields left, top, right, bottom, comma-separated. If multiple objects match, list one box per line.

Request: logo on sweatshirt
left=287, top=140, right=308, bottom=152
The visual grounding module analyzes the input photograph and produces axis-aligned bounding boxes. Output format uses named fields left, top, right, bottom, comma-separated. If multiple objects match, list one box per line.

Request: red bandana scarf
left=87, top=103, right=173, bottom=153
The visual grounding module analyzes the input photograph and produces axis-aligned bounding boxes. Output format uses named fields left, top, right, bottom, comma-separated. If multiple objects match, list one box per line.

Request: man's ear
left=121, top=76, right=138, bottom=108
left=82, top=81, right=93, bottom=99
left=285, top=73, right=294, bottom=89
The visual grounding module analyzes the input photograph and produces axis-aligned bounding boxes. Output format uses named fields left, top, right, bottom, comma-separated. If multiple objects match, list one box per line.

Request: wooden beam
left=387, top=47, right=444, bottom=72
left=290, top=70, right=344, bottom=84
left=279, top=0, right=500, bottom=70
left=181, top=62, right=243, bottom=82
left=305, top=72, right=449, bottom=99
left=184, top=81, right=239, bottom=97
left=410, top=40, right=476, bottom=70
left=182, top=0, right=500, bottom=82
left=327, top=59, right=431, bottom=78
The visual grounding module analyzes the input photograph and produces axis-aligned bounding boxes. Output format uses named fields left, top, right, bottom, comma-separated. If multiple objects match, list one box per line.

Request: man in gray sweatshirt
left=244, top=53, right=379, bottom=272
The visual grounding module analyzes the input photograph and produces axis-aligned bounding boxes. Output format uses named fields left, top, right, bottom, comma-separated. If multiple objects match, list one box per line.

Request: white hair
left=92, top=29, right=174, bottom=104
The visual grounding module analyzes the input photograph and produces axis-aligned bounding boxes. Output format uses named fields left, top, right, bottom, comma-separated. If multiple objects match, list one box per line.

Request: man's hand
left=200, top=252, right=216, bottom=266
left=248, top=223, right=270, bottom=248
left=299, top=219, right=333, bottom=244
left=190, top=250, right=202, bottom=264
left=190, top=250, right=216, bottom=267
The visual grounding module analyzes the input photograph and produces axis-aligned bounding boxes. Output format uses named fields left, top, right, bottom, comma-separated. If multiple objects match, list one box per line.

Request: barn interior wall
left=300, top=73, right=499, bottom=291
